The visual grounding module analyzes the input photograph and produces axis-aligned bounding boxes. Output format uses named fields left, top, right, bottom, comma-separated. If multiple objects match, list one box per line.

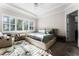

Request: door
left=66, top=10, right=78, bottom=45
left=67, top=15, right=75, bottom=41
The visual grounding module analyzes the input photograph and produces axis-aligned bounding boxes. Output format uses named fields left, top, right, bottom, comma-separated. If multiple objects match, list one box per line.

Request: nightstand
left=56, top=35, right=66, bottom=42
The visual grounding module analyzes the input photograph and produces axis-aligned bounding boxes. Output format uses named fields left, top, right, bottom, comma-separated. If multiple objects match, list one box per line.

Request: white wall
left=38, top=11, right=65, bottom=36
left=37, top=4, right=70, bottom=36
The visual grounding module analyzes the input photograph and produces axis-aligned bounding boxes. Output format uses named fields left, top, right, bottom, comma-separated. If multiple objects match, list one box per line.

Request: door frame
left=65, top=8, right=79, bottom=47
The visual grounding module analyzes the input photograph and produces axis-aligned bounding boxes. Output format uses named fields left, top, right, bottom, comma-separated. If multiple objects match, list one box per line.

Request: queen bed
left=26, top=30, right=56, bottom=50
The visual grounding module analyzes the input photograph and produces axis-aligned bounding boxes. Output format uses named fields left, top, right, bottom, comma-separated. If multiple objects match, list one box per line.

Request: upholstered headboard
left=49, top=29, right=58, bottom=35
left=38, top=28, right=58, bottom=35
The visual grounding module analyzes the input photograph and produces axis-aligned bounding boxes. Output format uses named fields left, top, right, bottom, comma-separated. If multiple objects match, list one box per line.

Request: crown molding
left=0, top=3, right=71, bottom=19
left=7, top=3, right=37, bottom=16
left=0, top=4, right=37, bottom=19
left=37, top=4, right=70, bottom=18
left=5, top=3, right=70, bottom=18
left=39, top=4, right=68, bottom=15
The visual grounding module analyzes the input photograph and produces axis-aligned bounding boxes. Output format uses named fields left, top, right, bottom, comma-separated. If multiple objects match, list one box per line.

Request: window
left=3, top=16, right=15, bottom=31
left=24, top=21, right=28, bottom=30
left=29, top=21, right=34, bottom=30
left=3, top=24, right=9, bottom=31
left=3, top=16, right=9, bottom=31
left=10, top=17, right=15, bottom=31
left=3, top=16, right=35, bottom=32
left=10, top=18, right=15, bottom=24
left=17, top=19, right=23, bottom=30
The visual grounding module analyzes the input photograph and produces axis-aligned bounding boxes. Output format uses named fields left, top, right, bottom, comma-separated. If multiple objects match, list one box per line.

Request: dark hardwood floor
left=49, top=41, right=79, bottom=56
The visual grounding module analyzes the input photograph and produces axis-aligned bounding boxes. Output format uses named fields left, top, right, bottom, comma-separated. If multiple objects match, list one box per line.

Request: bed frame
left=25, top=37, right=56, bottom=50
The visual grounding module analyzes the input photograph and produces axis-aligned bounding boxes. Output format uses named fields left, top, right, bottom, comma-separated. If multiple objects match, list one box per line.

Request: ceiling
left=7, top=3, right=70, bottom=16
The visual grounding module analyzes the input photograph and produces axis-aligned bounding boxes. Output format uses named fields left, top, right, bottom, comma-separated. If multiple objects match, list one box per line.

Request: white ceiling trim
left=41, top=4, right=70, bottom=15
left=37, top=4, right=70, bottom=18
left=0, top=3, right=71, bottom=19
left=2, top=3, right=37, bottom=19
left=7, top=3, right=37, bottom=17
left=37, top=4, right=68, bottom=16
left=5, top=3, right=70, bottom=17
left=38, top=8, right=65, bottom=18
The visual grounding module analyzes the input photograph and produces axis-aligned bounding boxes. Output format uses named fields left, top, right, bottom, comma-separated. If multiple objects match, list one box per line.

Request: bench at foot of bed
left=25, top=37, right=56, bottom=50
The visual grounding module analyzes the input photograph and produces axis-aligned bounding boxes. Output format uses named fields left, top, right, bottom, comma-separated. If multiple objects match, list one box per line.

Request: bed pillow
left=38, top=30, right=45, bottom=34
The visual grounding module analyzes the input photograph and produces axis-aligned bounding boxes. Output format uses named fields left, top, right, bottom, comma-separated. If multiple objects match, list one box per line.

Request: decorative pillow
left=38, top=30, right=45, bottom=34
left=0, top=32, right=3, bottom=37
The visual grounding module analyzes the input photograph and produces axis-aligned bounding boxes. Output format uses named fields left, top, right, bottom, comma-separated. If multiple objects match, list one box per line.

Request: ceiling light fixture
left=34, top=3, right=38, bottom=7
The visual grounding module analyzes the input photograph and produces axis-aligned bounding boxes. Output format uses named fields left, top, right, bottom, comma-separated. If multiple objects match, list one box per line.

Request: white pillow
left=38, top=30, right=45, bottom=33
left=0, top=32, right=3, bottom=37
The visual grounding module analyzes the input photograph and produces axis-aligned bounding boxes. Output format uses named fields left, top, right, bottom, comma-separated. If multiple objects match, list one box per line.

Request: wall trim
left=0, top=4, right=37, bottom=19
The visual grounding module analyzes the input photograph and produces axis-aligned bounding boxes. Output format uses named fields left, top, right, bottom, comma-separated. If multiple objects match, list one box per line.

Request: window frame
left=3, top=16, right=16, bottom=32
left=16, top=19, right=23, bottom=31
left=2, top=16, right=35, bottom=32
left=24, top=20, right=28, bottom=30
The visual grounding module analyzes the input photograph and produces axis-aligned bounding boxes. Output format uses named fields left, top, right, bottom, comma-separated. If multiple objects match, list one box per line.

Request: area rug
left=0, top=40, right=52, bottom=56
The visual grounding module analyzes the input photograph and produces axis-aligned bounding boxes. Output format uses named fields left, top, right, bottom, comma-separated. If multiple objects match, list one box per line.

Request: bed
left=26, top=30, right=56, bottom=50
left=27, top=32, right=54, bottom=43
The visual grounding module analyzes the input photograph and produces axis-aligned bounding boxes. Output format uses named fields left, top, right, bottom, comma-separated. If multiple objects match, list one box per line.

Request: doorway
left=66, top=10, right=78, bottom=46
